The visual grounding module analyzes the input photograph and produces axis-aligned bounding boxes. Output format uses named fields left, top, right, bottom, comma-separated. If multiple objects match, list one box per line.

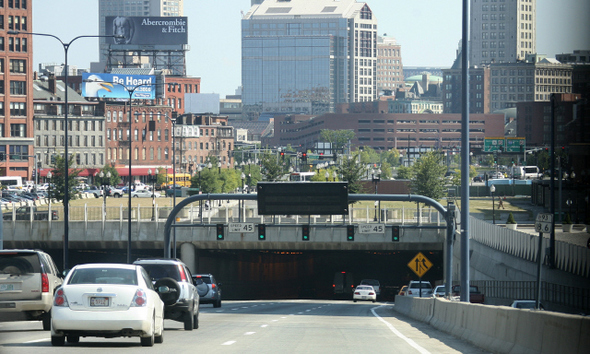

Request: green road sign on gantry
left=505, top=137, right=526, bottom=152
left=483, top=137, right=506, bottom=152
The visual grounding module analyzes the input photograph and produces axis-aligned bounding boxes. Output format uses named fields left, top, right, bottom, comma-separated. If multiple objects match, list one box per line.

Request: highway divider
left=393, top=295, right=589, bottom=353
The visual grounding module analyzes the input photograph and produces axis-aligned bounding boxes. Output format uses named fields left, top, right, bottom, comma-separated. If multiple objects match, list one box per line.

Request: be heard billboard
left=105, top=16, right=188, bottom=46
left=81, top=73, right=155, bottom=100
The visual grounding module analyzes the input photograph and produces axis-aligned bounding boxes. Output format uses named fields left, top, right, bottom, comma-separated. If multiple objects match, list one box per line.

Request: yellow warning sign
left=407, top=252, right=433, bottom=278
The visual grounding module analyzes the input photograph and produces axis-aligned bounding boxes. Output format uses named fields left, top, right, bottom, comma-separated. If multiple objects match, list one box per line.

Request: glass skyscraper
left=242, top=0, right=378, bottom=119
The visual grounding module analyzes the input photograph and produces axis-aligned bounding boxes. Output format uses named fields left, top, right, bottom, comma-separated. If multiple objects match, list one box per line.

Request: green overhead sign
left=483, top=137, right=525, bottom=153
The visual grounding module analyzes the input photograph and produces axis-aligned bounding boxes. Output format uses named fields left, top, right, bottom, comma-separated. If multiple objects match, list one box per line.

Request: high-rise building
left=241, top=0, right=378, bottom=119
left=470, top=0, right=536, bottom=66
left=96, top=0, right=184, bottom=72
left=489, top=54, right=572, bottom=110
left=376, top=36, right=404, bottom=94
left=1, top=0, right=35, bottom=181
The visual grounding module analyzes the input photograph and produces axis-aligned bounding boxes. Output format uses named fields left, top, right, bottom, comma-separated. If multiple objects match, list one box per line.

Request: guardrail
left=469, top=217, right=590, bottom=278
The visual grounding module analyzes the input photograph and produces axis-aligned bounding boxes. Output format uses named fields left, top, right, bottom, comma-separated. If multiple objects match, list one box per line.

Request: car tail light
left=41, top=273, right=49, bottom=293
left=211, top=284, right=216, bottom=289
left=54, top=288, right=68, bottom=307
left=177, top=265, right=187, bottom=282
left=131, top=289, right=147, bottom=307
left=354, top=291, right=360, bottom=295
left=369, top=292, right=375, bottom=295
left=408, top=290, right=413, bottom=295
left=332, top=284, right=335, bottom=288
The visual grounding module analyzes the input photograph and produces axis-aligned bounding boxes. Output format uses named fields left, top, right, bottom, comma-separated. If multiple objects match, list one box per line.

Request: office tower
left=1, top=0, right=35, bottom=181
left=241, top=0, right=378, bottom=119
left=470, top=0, right=536, bottom=66
left=97, top=0, right=184, bottom=71
left=376, top=36, right=404, bottom=94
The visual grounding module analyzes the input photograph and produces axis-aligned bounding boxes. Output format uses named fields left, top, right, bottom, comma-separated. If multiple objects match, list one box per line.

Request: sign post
left=535, top=213, right=552, bottom=310
left=407, top=252, right=433, bottom=297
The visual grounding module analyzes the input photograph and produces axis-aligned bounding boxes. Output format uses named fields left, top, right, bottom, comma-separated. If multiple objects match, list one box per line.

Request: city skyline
left=32, top=0, right=589, bottom=98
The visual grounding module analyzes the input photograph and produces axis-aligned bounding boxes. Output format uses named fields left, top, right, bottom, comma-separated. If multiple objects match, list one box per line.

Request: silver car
left=0, top=249, right=63, bottom=330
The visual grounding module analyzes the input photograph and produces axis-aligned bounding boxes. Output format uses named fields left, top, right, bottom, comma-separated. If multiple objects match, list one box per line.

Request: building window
left=9, top=59, right=25, bottom=73
left=10, top=123, right=25, bottom=137
left=10, top=80, right=26, bottom=95
left=9, top=101, right=25, bottom=115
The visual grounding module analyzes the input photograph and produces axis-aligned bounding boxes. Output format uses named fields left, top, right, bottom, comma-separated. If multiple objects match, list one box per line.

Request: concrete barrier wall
left=394, top=296, right=590, bottom=354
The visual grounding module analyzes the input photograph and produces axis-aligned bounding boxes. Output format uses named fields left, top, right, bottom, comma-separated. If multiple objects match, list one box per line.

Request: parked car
left=50, top=263, right=164, bottom=346
left=452, top=285, right=485, bottom=303
left=352, top=285, right=377, bottom=303
left=192, top=273, right=222, bottom=308
left=83, top=185, right=103, bottom=198
left=131, top=190, right=161, bottom=198
left=359, top=279, right=381, bottom=297
left=405, top=280, right=433, bottom=297
left=490, top=171, right=506, bottom=179
left=133, top=258, right=199, bottom=330
left=510, top=300, right=543, bottom=310
left=3, top=206, right=59, bottom=221
left=432, top=285, right=447, bottom=297
left=473, top=174, right=485, bottom=183
left=0, top=249, right=63, bottom=330
left=105, top=186, right=124, bottom=198
left=398, top=285, right=408, bottom=296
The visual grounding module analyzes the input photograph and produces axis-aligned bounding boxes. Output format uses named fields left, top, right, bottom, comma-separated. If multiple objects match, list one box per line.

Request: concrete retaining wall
left=393, top=296, right=589, bottom=354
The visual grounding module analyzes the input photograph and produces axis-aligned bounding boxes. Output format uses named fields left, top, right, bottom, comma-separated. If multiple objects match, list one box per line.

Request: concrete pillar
left=180, top=242, right=197, bottom=273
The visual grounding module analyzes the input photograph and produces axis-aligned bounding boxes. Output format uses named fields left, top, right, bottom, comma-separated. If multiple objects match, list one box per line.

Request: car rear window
left=140, top=264, right=181, bottom=282
left=194, top=276, right=212, bottom=284
left=0, top=252, right=42, bottom=275
left=410, top=282, right=431, bottom=289
left=68, top=268, right=138, bottom=285
left=360, top=279, right=379, bottom=286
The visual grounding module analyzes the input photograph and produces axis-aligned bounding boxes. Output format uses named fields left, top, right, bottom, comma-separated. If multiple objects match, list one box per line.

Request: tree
left=396, top=166, right=414, bottom=180
left=320, top=129, right=354, bottom=153
left=383, top=148, right=401, bottom=167
left=359, top=146, right=379, bottom=165
left=48, top=154, right=82, bottom=202
left=410, top=151, right=447, bottom=200
left=95, top=164, right=122, bottom=187
left=336, top=152, right=369, bottom=194
left=450, top=165, right=478, bottom=187
left=380, top=161, right=392, bottom=180
left=259, top=150, right=283, bottom=181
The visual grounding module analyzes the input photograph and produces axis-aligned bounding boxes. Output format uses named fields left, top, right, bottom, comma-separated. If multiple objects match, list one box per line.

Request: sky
left=32, top=0, right=589, bottom=98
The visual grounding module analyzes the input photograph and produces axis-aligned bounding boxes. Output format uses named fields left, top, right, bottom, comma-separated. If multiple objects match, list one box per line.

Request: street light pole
left=171, top=115, right=177, bottom=258
left=9, top=31, right=117, bottom=269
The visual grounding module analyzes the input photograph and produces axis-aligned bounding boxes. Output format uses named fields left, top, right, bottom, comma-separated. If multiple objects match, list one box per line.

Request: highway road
left=0, top=300, right=489, bottom=353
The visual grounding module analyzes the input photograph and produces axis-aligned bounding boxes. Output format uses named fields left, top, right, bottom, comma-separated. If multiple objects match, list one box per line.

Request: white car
left=51, top=263, right=165, bottom=347
left=432, top=285, right=446, bottom=298
left=131, top=189, right=161, bottom=198
left=352, top=285, right=377, bottom=303
left=405, top=280, right=433, bottom=297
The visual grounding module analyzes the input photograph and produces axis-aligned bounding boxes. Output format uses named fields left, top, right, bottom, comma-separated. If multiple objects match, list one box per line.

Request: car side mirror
left=158, top=285, right=171, bottom=293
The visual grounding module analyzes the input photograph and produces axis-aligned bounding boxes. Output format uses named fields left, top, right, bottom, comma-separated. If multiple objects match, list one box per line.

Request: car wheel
left=94, top=194, right=100, bottom=198
left=51, top=335, right=65, bottom=346
left=133, top=195, right=139, bottom=198
left=353, top=300, right=357, bottom=302
left=193, top=311, right=199, bottom=329
left=214, top=298, right=221, bottom=308
left=42, top=311, right=51, bottom=331
left=183, top=311, right=193, bottom=331
left=154, top=277, right=181, bottom=306
left=67, top=335, right=80, bottom=343
left=116, top=194, right=121, bottom=198
left=141, top=315, right=155, bottom=347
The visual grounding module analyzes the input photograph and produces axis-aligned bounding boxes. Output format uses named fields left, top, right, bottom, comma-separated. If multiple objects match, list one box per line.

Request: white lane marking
left=222, top=341, right=236, bottom=346
left=281, top=316, right=287, bottom=318
left=244, top=332, right=256, bottom=335
left=216, top=310, right=224, bottom=313
left=242, top=307, right=248, bottom=309
left=261, top=324, right=268, bottom=328
left=232, top=308, right=239, bottom=311
left=25, top=339, right=48, bottom=343
left=271, top=319, right=278, bottom=322
left=305, top=309, right=311, bottom=312
left=297, top=312, right=303, bottom=314
left=371, top=306, right=431, bottom=354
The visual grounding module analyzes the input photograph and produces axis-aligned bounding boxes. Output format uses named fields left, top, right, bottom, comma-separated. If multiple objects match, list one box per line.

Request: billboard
left=81, top=73, right=156, bottom=100
left=105, top=16, right=188, bottom=46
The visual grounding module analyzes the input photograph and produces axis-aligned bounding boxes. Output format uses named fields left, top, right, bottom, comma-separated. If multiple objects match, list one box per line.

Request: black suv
left=192, top=274, right=222, bottom=308
left=134, top=258, right=199, bottom=330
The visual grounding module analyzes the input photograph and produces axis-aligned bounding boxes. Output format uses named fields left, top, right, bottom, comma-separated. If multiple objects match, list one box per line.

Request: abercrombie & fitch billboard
left=81, top=73, right=156, bottom=100
left=106, top=16, right=188, bottom=46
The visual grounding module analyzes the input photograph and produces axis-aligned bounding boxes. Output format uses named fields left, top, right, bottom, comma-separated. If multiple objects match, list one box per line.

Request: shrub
left=506, top=212, right=516, bottom=224
left=563, top=213, right=572, bottom=224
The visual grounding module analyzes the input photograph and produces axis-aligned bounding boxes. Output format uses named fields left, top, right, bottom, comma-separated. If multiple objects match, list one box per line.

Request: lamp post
left=241, top=172, right=245, bottom=222
left=372, top=169, right=381, bottom=221
left=490, top=184, right=496, bottom=224
left=99, top=171, right=106, bottom=220
left=333, top=171, right=337, bottom=182
left=47, top=171, right=52, bottom=212
left=8, top=30, right=118, bottom=269
left=218, top=162, right=221, bottom=174
left=148, top=169, right=156, bottom=221
left=170, top=115, right=178, bottom=258
left=325, top=171, right=329, bottom=182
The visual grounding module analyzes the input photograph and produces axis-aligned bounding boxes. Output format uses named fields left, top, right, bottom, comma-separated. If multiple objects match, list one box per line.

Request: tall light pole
left=240, top=172, right=246, bottom=222
left=148, top=169, right=156, bottom=221
left=171, top=115, right=177, bottom=258
left=47, top=171, right=53, bottom=213
left=8, top=30, right=118, bottom=270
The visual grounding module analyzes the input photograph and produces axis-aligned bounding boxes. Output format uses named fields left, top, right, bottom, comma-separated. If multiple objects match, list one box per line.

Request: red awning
left=39, top=168, right=100, bottom=177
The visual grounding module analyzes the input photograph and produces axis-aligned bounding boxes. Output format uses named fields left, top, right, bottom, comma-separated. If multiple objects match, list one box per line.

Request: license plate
left=0, top=284, right=14, bottom=291
left=90, top=297, right=110, bottom=307
left=361, top=295, right=367, bottom=299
